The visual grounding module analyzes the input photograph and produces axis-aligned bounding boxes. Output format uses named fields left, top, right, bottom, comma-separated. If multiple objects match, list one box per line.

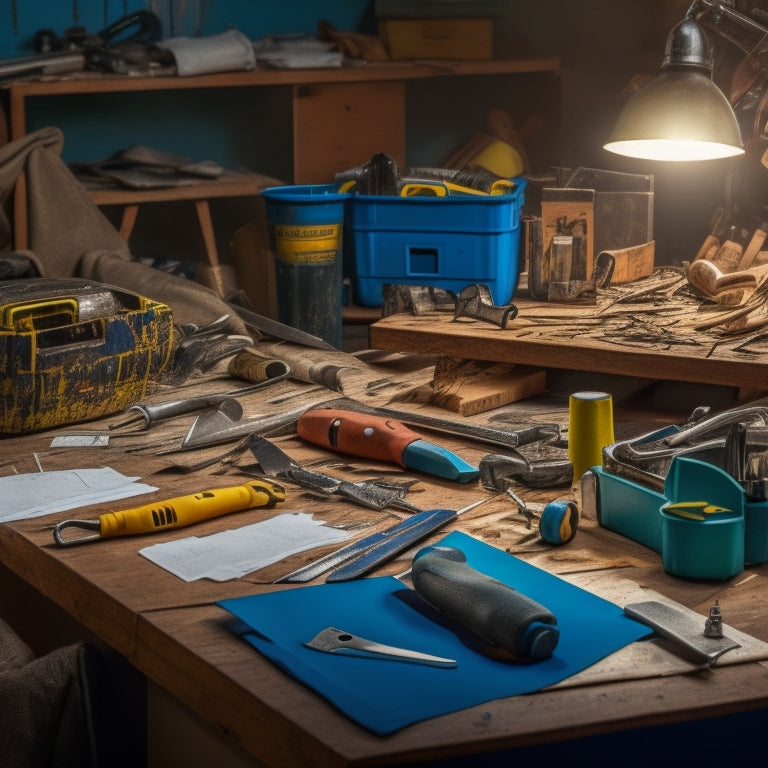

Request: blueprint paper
left=220, top=531, right=653, bottom=734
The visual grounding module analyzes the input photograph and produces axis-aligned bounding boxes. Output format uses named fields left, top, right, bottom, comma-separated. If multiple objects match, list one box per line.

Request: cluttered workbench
left=2, top=325, right=768, bottom=766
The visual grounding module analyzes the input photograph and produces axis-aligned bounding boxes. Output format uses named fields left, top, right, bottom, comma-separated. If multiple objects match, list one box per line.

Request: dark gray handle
left=411, top=546, right=559, bottom=660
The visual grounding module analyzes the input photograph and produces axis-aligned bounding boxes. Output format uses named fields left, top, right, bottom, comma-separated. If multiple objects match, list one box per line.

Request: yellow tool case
left=0, top=278, right=174, bottom=435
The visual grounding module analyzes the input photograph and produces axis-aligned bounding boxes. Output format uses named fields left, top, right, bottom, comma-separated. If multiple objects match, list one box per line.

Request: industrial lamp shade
left=604, top=8, right=744, bottom=161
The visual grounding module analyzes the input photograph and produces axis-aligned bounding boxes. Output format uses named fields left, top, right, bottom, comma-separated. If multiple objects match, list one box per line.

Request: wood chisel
left=52, top=479, right=285, bottom=546
left=297, top=408, right=480, bottom=482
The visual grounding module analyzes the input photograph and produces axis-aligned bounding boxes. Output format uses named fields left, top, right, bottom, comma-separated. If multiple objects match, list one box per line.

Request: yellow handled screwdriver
left=53, top=479, right=285, bottom=546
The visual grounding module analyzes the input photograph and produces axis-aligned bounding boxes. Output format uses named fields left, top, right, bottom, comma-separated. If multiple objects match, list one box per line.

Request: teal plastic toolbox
left=346, top=178, right=526, bottom=307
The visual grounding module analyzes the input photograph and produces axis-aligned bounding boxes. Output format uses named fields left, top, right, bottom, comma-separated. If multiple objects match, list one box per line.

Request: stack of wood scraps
left=686, top=220, right=768, bottom=308
left=368, top=266, right=768, bottom=396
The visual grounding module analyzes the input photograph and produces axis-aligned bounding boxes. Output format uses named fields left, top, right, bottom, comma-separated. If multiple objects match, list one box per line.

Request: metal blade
left=304, top=627, right=456, bottom=667
left=247, top=435, right=421, bottom=512
left=229, top=302, right=336, bottom=351
left=324, top=508, right=458, bottom=583
left=181, top=403, right=309, bottom=450
left=180, top=396, right=558, bottom=454
left=274, top=509, right=455, bottom=583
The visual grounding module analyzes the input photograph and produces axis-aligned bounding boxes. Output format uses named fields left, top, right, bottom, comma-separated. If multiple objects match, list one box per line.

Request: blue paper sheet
left=219, top=531, right=652, bottom=734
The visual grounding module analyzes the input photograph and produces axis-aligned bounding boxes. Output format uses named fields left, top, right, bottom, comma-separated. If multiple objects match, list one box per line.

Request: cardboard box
left=378, top=18, right=494, bottom=60
left=534, top=168, right=654, bottom=298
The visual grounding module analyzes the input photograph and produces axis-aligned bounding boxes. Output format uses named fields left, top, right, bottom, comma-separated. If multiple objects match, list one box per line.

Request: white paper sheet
left=139, top=512, right=351, bottom=581
left=0, top=468, right=157, bottom=523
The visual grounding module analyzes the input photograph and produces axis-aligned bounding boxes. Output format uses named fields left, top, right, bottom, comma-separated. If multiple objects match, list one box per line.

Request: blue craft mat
left=219, top=531, right=652, bottom=735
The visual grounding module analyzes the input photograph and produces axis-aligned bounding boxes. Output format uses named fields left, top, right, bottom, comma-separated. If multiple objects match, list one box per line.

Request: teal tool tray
left=346, top=178, right=525, bottom=307
left=593, top=456, right=768, bottom=580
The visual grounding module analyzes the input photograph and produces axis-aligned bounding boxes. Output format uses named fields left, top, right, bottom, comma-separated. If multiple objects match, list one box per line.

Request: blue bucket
left=261, top=184, right=350, bottom=349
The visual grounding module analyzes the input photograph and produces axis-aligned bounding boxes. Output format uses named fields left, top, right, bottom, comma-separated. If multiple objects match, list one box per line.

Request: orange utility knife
left=297, top=408, right=479, bottom=482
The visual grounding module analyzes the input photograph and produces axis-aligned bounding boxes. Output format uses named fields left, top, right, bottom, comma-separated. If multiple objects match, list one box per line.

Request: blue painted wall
left=1, top=1, right=376, bottom=169
left=0, top=1, right=374, bottom=57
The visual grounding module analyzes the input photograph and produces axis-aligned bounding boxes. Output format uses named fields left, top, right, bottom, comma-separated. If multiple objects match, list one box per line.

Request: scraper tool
left=304, top=627, right=456, bottom=667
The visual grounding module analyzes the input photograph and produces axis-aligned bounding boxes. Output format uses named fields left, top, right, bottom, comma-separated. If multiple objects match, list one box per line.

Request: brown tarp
left=0, top=126, right=247, bottom=335
left=0, top=618, right=95, bottom=768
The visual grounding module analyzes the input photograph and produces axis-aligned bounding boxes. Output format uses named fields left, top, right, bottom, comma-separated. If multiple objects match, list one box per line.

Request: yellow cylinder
left=568, top=391, right=615, bottom=485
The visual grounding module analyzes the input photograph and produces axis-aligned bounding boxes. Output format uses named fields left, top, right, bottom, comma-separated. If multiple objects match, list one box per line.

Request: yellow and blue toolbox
left=0, top=278, right=174, bottom=435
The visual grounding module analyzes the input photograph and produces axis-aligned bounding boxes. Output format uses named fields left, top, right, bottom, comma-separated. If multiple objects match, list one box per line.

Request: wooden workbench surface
left=2, top=350, right=768, bottom=766
left=369, top=270, right=768, bottom=395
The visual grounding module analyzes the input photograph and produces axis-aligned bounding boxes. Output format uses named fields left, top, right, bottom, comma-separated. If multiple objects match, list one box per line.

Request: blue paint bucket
left=261, top=184, right=350, bottom=349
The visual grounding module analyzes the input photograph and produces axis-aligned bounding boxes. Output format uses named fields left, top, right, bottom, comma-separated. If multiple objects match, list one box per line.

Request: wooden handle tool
left=227, top=351, right=290, bottom=383
left=736, top=225, right=768, bottom=270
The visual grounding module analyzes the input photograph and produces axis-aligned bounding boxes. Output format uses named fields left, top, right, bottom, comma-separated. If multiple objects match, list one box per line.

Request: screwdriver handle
left=411, top=546, right=559, bottom=660
left=297, top=408, right=421, bottom=466
left=98, top=481, right=284, bottom=538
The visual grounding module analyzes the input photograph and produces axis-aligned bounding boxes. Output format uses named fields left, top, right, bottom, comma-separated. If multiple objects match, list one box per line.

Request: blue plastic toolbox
left=346, top=178, right=526, bottom=307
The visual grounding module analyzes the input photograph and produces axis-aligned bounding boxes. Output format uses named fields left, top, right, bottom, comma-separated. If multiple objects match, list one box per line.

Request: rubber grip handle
left=411, top=546, right=559, bottom=660
left=98, top=482, right=283, bottom=537
left=297, top=409, right=420, bottom=466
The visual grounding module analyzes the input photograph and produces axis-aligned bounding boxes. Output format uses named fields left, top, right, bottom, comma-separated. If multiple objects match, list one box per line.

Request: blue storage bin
left=346, top=178, right=526, bottom=307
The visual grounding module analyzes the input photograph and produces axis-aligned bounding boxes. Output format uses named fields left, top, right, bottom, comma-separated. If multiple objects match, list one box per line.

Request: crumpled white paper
left=0, top=468, right=157, bottom=523
left=139, top=512, right=351, bottom=581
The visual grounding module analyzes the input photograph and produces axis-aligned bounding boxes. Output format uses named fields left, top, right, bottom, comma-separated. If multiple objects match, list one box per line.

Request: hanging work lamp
left=604, top=2, right=744, bottom=162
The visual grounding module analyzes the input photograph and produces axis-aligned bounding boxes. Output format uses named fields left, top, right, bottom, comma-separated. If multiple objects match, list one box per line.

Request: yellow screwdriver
left=53, top=479, right=285, bottom=546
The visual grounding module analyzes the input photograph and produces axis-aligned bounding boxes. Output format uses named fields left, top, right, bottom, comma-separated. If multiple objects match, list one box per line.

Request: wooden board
left=406, top=358, right=547, bottom=415
left=293, top=81, right=405, bottom=183
left=369, top=270, right=768, bottom=394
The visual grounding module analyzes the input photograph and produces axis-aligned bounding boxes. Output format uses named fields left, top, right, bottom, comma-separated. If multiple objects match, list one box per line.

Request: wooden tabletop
left=368, top=274, right=768, bottom=396
left=2, top=357, right=768, bottom=766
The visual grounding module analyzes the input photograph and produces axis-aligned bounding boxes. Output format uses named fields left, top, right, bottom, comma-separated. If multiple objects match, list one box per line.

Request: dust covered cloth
left=0, top=618, right=96, bottom=768
left=0, top=126, right=248, bottom=335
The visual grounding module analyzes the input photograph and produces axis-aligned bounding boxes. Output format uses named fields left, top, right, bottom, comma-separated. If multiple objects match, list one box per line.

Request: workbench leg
left=119, top=204, right=140, bottom=242
left=194, top=199, right=220, bottom=268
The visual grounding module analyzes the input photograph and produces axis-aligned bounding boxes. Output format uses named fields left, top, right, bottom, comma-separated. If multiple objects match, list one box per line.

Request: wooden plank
left=85, top=173, right=276, bottom=206
left=0, top=59, right=562, bottom=103
left=415, top=357, right=547, bottom=415
left=2, top=364, right=768, bottom=765
left=368, top=305, right=768, bottom=391
left=292, top=81, right=406, bottom=184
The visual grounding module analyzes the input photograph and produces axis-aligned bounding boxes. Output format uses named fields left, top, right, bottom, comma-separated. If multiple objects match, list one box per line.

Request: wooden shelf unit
left=0, top=58, right=561, bottom=270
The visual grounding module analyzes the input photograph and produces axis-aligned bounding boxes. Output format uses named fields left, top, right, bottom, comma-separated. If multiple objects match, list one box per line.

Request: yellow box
left=378, top=18, right=493, bottom=60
